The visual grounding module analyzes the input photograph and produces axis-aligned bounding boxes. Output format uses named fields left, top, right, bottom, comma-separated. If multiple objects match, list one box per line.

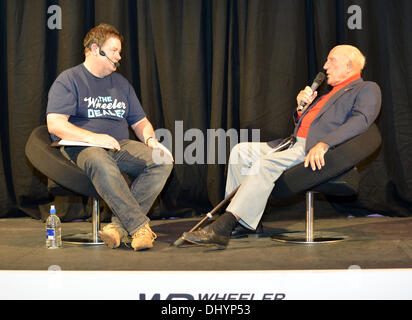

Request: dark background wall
left=1, top=0, right=411, bottom=221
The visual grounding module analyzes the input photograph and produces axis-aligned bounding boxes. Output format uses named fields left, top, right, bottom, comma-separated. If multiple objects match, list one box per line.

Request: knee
left=149, top=160, right=173, bottom=179
left=160, top=162, right=173, bottom=176
left=229, top=142, right=248, bottom=165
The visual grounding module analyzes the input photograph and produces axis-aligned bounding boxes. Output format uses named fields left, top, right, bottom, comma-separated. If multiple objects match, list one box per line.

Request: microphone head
left=314, top=72, right=326, bottom=85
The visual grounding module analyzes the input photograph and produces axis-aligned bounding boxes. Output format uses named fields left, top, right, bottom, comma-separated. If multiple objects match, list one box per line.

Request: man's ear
left=90, top=43, right=100, bottom=56
left=347, top=60, right=353, bottom=72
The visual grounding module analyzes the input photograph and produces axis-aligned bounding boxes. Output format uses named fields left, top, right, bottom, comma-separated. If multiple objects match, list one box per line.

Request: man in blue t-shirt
left=46, top=23, right=173, bottom=251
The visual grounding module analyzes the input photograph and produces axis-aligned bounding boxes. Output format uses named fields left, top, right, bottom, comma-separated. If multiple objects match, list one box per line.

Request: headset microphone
left=99, top=50, right=120, bottom=68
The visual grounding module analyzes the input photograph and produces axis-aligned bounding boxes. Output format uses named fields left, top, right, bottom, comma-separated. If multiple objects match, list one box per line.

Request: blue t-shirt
left=46, top=64, right=146, bottom=141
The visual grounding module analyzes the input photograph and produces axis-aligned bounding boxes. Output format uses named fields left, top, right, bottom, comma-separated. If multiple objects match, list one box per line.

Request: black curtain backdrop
left=1, top=0, right=412, bottom=221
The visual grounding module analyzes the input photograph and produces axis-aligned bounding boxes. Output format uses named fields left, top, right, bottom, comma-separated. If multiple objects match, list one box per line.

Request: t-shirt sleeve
left=46, top=76, right=77, bottom=116
left=126, top=85, right=146, bottom=126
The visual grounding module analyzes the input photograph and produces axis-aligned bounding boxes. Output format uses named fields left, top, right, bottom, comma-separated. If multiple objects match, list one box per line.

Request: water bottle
left=46, top=205, right=62, bottom=249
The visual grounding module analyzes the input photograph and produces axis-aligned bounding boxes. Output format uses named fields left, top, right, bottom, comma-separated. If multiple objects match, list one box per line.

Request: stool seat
left=25, top=125, right=99, bottom=198
left=270, top=123, right=381, bottom=244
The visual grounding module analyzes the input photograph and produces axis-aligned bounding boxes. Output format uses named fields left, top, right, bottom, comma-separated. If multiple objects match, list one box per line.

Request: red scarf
left=297, top=74, right=361, bottom=139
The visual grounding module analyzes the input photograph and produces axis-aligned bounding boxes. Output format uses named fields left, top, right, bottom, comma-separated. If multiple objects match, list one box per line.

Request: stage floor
left=1, top=215, right=412, bottom=271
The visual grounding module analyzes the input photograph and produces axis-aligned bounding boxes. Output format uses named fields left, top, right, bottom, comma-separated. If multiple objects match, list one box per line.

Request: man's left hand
left=304, top=142, right=330, bottom=171
left=146, top=137, right=160, bottom=149
left=147, top=138, right=174, bottom=162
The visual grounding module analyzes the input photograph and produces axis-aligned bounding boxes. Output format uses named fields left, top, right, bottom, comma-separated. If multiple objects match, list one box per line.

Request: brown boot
left=131, top=223, right=157, bottom=251
left=98, top=223, right=130, bottom=249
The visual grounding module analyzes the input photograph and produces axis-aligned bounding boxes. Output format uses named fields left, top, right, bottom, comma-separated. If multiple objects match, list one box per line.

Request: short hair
left=347, top=46, right=366, bottom=71
left=334, top=45, right=366, bottom=72
left=83, top=23, right=124, bottom=55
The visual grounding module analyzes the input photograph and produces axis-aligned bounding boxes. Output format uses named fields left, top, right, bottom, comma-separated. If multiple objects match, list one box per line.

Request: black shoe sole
left=181, top=237, right=227, bottom=250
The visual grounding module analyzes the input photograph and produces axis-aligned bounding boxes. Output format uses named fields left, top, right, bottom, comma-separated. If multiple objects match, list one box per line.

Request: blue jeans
left=61, top=140, right=173, bottom=235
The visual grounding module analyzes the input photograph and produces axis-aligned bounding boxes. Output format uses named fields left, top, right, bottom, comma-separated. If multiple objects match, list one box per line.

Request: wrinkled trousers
left=225, top=138, right=306, bottom=230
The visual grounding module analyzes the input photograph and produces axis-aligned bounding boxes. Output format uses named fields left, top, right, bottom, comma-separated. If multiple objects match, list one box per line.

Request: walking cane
left=173, top=186, right=239, bottom=247
left=173, top=135, right=296, bottom=247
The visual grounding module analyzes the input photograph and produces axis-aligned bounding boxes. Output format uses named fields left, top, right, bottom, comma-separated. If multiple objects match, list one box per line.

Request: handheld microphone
left=297, top=72, right=326, bottom=111
left=99, top=50, right=120, bottom=68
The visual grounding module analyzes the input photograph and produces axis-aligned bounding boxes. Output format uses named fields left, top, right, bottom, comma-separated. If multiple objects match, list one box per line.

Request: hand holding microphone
left=297, top=72, right=325, bottom=112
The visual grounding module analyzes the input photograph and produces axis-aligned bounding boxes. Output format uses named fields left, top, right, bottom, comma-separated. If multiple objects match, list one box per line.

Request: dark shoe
left=231, top=221, right=264, bottom=239
left=182, top=228, right=230, bottom=249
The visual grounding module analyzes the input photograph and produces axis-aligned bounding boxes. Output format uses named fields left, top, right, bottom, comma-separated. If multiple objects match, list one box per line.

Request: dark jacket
left=269, top=78, right=381, bottom=154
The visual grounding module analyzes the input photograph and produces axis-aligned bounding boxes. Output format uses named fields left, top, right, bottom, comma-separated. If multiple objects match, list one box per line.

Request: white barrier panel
left=1, top=269, right=412, bottom=300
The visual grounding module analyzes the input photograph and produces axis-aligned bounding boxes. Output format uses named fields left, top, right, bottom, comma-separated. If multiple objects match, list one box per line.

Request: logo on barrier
left=138, top=292, right=286, bottom=300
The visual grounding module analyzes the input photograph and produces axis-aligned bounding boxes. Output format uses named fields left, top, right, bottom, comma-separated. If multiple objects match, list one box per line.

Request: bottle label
left=46, top=228, right=55, bottom=240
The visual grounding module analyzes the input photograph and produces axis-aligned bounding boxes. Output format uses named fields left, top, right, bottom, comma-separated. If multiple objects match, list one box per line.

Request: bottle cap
left=50, top=205, right=56, bottom=214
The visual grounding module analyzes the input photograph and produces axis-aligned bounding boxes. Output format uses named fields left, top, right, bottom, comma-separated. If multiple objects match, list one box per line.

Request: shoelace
left=135, top=225, right=157, bottom=241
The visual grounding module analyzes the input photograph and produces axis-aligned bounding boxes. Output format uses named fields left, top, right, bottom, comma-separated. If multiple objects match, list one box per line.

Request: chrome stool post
left=62, top=198, right=104, bottom=246
left=271, top=191, right=345, bottom=244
